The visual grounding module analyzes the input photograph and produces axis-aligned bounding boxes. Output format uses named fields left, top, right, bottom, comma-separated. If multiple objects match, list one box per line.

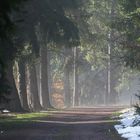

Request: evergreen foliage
left=0, top=0, right=140, bottom=111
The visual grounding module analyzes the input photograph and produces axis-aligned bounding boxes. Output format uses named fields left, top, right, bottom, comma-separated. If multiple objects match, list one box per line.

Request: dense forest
left=0, top=0, right=140, bottom=112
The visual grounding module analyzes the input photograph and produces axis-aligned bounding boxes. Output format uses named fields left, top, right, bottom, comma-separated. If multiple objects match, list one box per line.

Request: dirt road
left=0, top=107, right=126, bottom=140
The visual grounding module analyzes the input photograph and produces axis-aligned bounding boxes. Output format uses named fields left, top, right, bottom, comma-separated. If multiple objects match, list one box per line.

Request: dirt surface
left=0, top=107, right=126, bottom=140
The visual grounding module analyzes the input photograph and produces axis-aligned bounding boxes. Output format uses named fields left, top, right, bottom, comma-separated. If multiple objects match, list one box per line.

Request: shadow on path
left=0, top=107, right=126, bottom=140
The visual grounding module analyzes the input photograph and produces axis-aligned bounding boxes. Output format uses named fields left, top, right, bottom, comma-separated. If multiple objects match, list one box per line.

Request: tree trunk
left=105, top=43, right=111, bottom=105
left=35, top=61, right=42, bottom=105
left=64, top=47, right=72, bottom=108
left=18, top=59, right=30, bottom=111
left=64, top=63, right=71, bottom=108
left=73, top=47, right=79, bottom=107
left=28, top=63, right=42, bottom=111
left=6, top=62, right=23, bottom=112
left=109, top=0, right=118, bottom=104
left=47, top=51, right=53, bottom=98
left=40, top=45, right=52, bottom=109
left=105, top=0, right=118, bottom=105
left=110, top=66, right=117, bottom=104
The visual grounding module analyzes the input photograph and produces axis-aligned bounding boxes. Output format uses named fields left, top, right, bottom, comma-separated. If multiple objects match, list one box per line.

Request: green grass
left=111, top=111, right=122, bottom=119
left=106, top=111, right=122, bottom=125
left=0, top=112, right=49, bottom=120
left=112, top=111, right=122, bottom=116
left=0, top=112, right=49, bottom=130
left=16, top=112, right=49, bottom=119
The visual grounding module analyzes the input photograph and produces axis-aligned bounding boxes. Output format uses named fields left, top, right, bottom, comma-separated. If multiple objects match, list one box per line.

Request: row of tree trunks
left=4, top=44, right=53, bottom=112
left=5, top=45, right=80, bottom=111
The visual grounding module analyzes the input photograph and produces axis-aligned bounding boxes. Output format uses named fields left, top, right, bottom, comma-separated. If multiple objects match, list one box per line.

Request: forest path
left=0, top=107, right=126, bottom=140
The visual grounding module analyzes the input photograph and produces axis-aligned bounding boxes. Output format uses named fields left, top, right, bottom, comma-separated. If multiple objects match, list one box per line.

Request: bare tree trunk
left=64, top=63, right=71, bottom=108
left=47, top=51, right=53, bottom=99
left=28, top=63, right=42, bottom=111
left=35, top=61, right=42, bottom=105
left=73, top=47, right=79, bottom=107
left=64, top=47, right=72, bottom=108
left=40, top=45, right=52, bottom=109
left=109, top=0, right=118, bottom=104
left=110, top=66, right=118, bottom=104
left=105, top=0, right=118, bottom=105
left=6, top=62, right=23, bottom=112
left=18, top=59, right=30, bottom=111
left=105, top=43, right=111, bottom=105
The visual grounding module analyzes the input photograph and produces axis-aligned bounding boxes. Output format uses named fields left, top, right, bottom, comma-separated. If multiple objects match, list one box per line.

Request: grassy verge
left=112, top=111, right=122, bottom=117
left=0, top=112, right=49, bottom=130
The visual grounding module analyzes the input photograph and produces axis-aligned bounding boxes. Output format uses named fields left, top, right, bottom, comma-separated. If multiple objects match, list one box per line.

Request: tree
left=64, top=47, right=73, bottom=107
left=28, top=61, right=42, bottom=111
left=114, top=0, right=140, bottom=110
left=6, top=61, right=23, bottom=112
left=18, top=58, right=30, bottom=110
left=0, top=0, right=27, bottom=110
left=40, top=44, right=53, bottom=109
left=73, top=47, right=79, bottom=106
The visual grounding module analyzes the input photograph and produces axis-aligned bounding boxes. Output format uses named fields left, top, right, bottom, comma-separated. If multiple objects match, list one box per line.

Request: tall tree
left=28, top=62, right=42, bottom=111
left=40, top=45, right=53, bottom=109
left=73, top=47, right=79, bottom=106
left=64, top=47, right=72, bottom=107
left=6, top=61, right=23, bottom=112
left=0, top=0, right=27, bottom=103
left=18, top=58, right=30, bottom=110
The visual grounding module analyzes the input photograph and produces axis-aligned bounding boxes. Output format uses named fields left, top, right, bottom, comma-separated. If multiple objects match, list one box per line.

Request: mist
left=0, top=0, right=139, bottom=112
left=46, top=47, right=140, bottom=109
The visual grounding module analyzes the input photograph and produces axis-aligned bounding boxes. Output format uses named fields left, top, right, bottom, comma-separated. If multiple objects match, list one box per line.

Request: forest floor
left=0, top=107, right=127, bottom=140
